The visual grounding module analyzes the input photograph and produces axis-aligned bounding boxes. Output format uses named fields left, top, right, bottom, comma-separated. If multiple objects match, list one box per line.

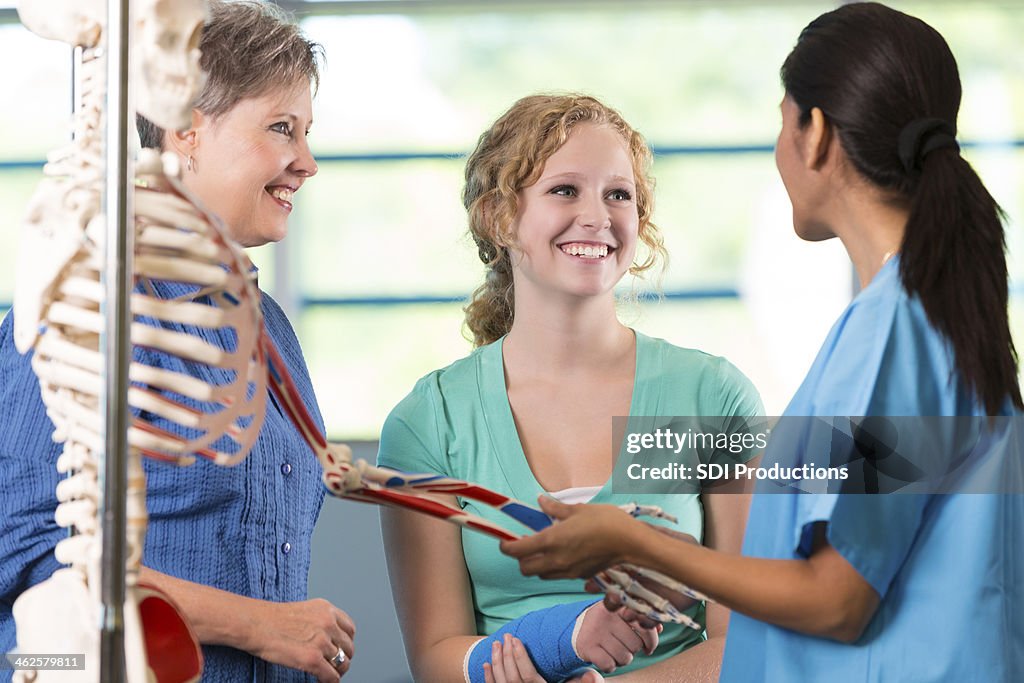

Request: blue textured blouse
left=0, top=279, right=326, bottom=682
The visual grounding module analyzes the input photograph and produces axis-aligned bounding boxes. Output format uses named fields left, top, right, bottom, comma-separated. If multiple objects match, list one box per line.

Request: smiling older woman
left=0, top=2, right=353, bottom=682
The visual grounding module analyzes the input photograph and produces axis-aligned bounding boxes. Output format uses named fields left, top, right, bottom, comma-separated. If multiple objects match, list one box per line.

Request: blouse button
left=281, top=542, right=292, bottom=555
left=281, top=462, right=293, bottom=476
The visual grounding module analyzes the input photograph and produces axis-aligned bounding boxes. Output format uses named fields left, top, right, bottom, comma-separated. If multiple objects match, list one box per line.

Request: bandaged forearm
left=464, top=598, right=598, bottom=683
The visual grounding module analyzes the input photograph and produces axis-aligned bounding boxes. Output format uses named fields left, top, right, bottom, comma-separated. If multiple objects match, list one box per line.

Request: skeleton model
left=11, top=2, right=705, bottom=677
left=12, top=1, right=240, bottom=681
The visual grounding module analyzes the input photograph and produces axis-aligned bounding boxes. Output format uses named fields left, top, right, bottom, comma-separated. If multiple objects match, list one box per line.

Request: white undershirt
left=546, top=485, right=602, bottom=505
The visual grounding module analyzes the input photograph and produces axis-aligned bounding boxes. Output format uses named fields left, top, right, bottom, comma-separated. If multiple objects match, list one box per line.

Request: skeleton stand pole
left=99, top=0, right=132, bottom=680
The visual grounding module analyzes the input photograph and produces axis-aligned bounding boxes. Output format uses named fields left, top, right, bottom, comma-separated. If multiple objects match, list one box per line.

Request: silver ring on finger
left=330, top=646, right=346, bottom=668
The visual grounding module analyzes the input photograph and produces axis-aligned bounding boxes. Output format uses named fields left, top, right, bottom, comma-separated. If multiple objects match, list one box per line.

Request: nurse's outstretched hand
left=500, top=497, right=656, bottom=579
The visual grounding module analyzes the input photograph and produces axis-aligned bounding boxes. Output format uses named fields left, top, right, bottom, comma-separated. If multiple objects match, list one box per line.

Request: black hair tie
left=897, top=118, right=959, bottom=174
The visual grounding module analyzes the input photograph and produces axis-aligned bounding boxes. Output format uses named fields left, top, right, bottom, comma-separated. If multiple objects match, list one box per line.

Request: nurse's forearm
left=624, top=525, right=879, bottom=642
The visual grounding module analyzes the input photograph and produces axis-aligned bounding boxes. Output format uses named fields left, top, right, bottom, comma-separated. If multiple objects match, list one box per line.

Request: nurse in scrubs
left=502, top=3, right=1024, bottom=681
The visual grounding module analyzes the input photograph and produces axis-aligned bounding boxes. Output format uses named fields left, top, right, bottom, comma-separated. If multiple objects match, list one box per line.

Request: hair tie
left=897, top=118, right=958, bottom=174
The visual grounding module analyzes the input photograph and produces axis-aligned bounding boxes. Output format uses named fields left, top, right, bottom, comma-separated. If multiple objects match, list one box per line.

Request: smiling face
left=182, top=80, right=317, bottom=247
left=509, top=123, right=639, bottom=301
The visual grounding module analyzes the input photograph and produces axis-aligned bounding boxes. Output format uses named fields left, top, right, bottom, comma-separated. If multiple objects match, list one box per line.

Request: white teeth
left=560, top=243, right=609, bottom=258
left=269, top=187, right=293, bottom=203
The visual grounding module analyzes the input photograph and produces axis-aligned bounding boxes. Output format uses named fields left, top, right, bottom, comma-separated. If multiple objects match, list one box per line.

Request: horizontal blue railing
left=0, top=145, right=772, bottom=170
left=301, top=287, right=739, bottom=307
left=2, top=138, right=1022, bottom=171
left=0, top=288, right=742, bottom=315
left=14, top=283, right=1024, bottom=314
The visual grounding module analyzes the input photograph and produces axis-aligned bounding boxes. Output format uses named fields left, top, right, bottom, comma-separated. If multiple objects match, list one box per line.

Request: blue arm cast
left=465, top=598, right=599, bottom=683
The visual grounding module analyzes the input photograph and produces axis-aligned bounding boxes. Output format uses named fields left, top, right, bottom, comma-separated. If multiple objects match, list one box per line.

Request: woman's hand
left=483, top=635, right=609, bottom=683
left=138, top=567, right=356, bottom=681
left=245, top=598, right=356, bottom=682
left=501, top=497, right=658, bottom=579
left=575, top=601, right=661, bottom=673
left=583, top=588, right=665, bottom=632
left=483, top=635, right=543, bottom=683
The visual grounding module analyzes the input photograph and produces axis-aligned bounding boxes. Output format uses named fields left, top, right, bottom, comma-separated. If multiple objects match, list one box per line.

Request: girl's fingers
left=500, top=635, right=522, bottom=682
left=490, top=642, right=507, bottom=683
left=588, top=643, right=617, bottom=673
left=510, top=637, right=541, bottom=682
left=624, top=620, right=659, bottom=655
left=602, top=592, right=624, bottom=612
left=601, top=639, right=634, bottom=669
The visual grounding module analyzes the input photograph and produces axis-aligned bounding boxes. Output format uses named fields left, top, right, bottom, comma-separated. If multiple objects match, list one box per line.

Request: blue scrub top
left=721, top=258, right=1024, bottom=682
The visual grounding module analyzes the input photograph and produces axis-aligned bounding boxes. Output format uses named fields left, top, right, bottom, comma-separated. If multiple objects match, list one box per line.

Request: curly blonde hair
left=462, top=94, right=666, bottom=347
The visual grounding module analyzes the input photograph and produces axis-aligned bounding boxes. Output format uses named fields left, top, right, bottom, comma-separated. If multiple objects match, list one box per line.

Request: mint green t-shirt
left=378, top=331, right=763, bottom=675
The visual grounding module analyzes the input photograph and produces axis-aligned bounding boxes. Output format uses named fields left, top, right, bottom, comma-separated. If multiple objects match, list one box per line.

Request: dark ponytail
left=782, top=2, right=1022, bottom=414
left=902, top=146, right=1020, bottom=413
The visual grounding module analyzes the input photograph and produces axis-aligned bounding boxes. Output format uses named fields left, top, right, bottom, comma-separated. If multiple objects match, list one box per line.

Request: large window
left=2, top=1, right=1022, bottom=440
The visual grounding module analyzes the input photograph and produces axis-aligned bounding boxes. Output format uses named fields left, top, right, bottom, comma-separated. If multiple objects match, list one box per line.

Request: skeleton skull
left=19, top=0, right=207, bottom=131
left=133, top=0, right=208, bottom=131
left=16, top=0, right=104, bottom=48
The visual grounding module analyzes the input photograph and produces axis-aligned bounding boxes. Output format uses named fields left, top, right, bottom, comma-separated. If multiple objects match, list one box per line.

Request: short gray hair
left=137, top=0, right=323, bottom=149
